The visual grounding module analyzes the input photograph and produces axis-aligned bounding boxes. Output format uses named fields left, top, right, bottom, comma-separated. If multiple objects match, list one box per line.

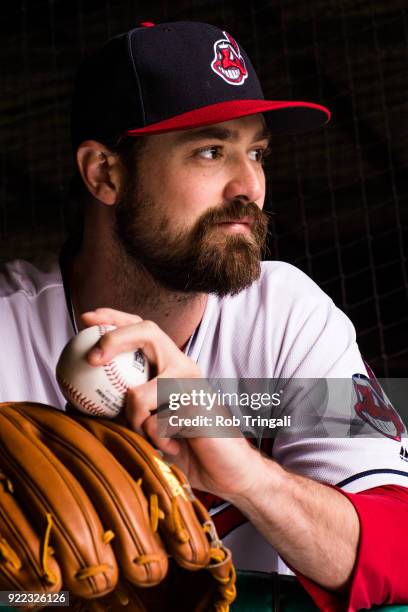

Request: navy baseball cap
left=71, top=21, right=330, bottom=150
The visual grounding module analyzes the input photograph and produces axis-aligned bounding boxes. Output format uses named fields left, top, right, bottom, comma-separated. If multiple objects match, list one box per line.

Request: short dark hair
left=65, top=135, right=147, bottom=242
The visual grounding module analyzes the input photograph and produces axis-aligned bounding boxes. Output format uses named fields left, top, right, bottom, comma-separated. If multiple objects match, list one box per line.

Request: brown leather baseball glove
left=0, top=402, right=236, bottom=611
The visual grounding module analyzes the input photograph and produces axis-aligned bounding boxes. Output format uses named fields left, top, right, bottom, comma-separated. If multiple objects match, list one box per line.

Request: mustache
left=192, top=197, right=268, bottom=237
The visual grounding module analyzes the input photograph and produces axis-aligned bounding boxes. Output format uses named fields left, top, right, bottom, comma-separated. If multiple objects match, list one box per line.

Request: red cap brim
left=126, top=99, right=330, bottom=136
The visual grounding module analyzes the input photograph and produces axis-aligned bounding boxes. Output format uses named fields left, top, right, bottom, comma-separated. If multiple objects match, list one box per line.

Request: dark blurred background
left=1, top=0, right=407, bottom=375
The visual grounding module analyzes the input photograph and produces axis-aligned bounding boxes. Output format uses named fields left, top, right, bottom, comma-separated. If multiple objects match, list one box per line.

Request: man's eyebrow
left=173, top=125, right=271, bottom=145
left=173, top=126, right=237, bottom=144
left=254, top=127, right=271, bottom=143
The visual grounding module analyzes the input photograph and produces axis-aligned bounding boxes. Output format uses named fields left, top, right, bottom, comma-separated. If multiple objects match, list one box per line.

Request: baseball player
left=1, top=21, right=408, bottom=611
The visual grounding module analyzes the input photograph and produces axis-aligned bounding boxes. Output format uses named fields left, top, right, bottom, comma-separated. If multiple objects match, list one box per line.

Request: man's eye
left=249, top=147, right=271, bottom=163
left=196, top=146, right=222, bottom=160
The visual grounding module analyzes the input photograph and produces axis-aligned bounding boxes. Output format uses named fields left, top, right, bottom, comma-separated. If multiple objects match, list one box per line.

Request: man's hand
left=80, top=308, right=265, bottom=500
left=81, top=308, right=360, bottom=592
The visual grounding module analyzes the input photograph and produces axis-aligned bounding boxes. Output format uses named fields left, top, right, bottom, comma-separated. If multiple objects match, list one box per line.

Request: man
left=1, top=21, right=408, bottom=611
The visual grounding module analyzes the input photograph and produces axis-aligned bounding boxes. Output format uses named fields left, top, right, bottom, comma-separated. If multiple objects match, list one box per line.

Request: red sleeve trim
left=294, top=484, right=408, bottom=611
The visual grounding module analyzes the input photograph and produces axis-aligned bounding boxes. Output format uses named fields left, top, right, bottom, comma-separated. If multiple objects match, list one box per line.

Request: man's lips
left=214, top=219, right=253, bottom=235
left=216, top=217, right=252, bottom=226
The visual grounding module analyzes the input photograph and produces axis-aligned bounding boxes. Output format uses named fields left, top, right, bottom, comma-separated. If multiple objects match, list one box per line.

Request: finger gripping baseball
left=0, top=402, right=236, bottom=611
left=56, top=325, right=150, bottom=419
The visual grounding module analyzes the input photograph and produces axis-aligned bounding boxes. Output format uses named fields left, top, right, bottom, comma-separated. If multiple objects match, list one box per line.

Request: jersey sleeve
left=266, top=265, right=408, bottom=492
left=0, top=257, right=71, bottom=407
left=294, top=484, right=408, bottom=611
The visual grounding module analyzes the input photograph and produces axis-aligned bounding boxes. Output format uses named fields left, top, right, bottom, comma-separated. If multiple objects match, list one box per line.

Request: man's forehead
left=169, top=114, right=269, bottom=146
left=139, top=114, right=269, bottom=147
left=136, top=114, right=270, bottom=158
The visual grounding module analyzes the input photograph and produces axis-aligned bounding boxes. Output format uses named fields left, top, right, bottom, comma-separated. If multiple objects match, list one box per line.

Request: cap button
left=140, top=21, right=155, bottom=27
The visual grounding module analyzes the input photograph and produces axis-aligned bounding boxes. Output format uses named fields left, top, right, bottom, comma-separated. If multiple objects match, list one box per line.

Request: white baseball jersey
left=1, top=253, right=407, bottom=575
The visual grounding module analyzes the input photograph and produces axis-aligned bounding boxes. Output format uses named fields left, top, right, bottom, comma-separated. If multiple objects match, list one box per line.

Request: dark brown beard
left=115, top=185, right=269, bottom=297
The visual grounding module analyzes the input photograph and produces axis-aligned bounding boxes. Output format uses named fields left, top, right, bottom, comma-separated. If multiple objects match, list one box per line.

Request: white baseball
left=56, top=324, right=149, bottom=418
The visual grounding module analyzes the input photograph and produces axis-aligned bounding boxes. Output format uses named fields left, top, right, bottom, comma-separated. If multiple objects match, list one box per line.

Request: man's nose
left=222, top=158, right=265, bottom=205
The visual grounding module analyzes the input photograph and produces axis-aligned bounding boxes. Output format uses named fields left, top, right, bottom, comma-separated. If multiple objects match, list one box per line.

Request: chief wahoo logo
left=211, top=31, right=248, bottom=86
left=352, top=367, right=406, bottom=442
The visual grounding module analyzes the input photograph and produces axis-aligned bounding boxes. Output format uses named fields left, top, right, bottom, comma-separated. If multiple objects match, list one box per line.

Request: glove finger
left=0, top=402, right=118, bottom=598
left=71, top=580, right=148, bottom=612
left=72, top=568, right=225, bottom=612
left=0, top=475, right=62, bottom=593
left=8, top=403, right=168, bottom=588
left=76, top=418, right=212, bottom=570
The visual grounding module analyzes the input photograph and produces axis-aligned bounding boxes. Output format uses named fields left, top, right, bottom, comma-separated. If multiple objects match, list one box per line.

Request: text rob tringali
left=168, top=414, right=292, bottom=429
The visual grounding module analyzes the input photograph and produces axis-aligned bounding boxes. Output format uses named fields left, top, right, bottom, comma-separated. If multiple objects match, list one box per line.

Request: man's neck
left=68, top=239, right=207, bottom=351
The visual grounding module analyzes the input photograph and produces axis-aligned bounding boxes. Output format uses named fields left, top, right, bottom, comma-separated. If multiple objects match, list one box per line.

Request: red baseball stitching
left=98, top=325, right=131, bottom=394
left=57, top=375, right=118, bottom=417
left=104, top=361, right=129, bottom=394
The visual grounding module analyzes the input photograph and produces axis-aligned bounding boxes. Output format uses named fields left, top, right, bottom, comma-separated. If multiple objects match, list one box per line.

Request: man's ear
left=76, top=141, right=124, bottom=205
